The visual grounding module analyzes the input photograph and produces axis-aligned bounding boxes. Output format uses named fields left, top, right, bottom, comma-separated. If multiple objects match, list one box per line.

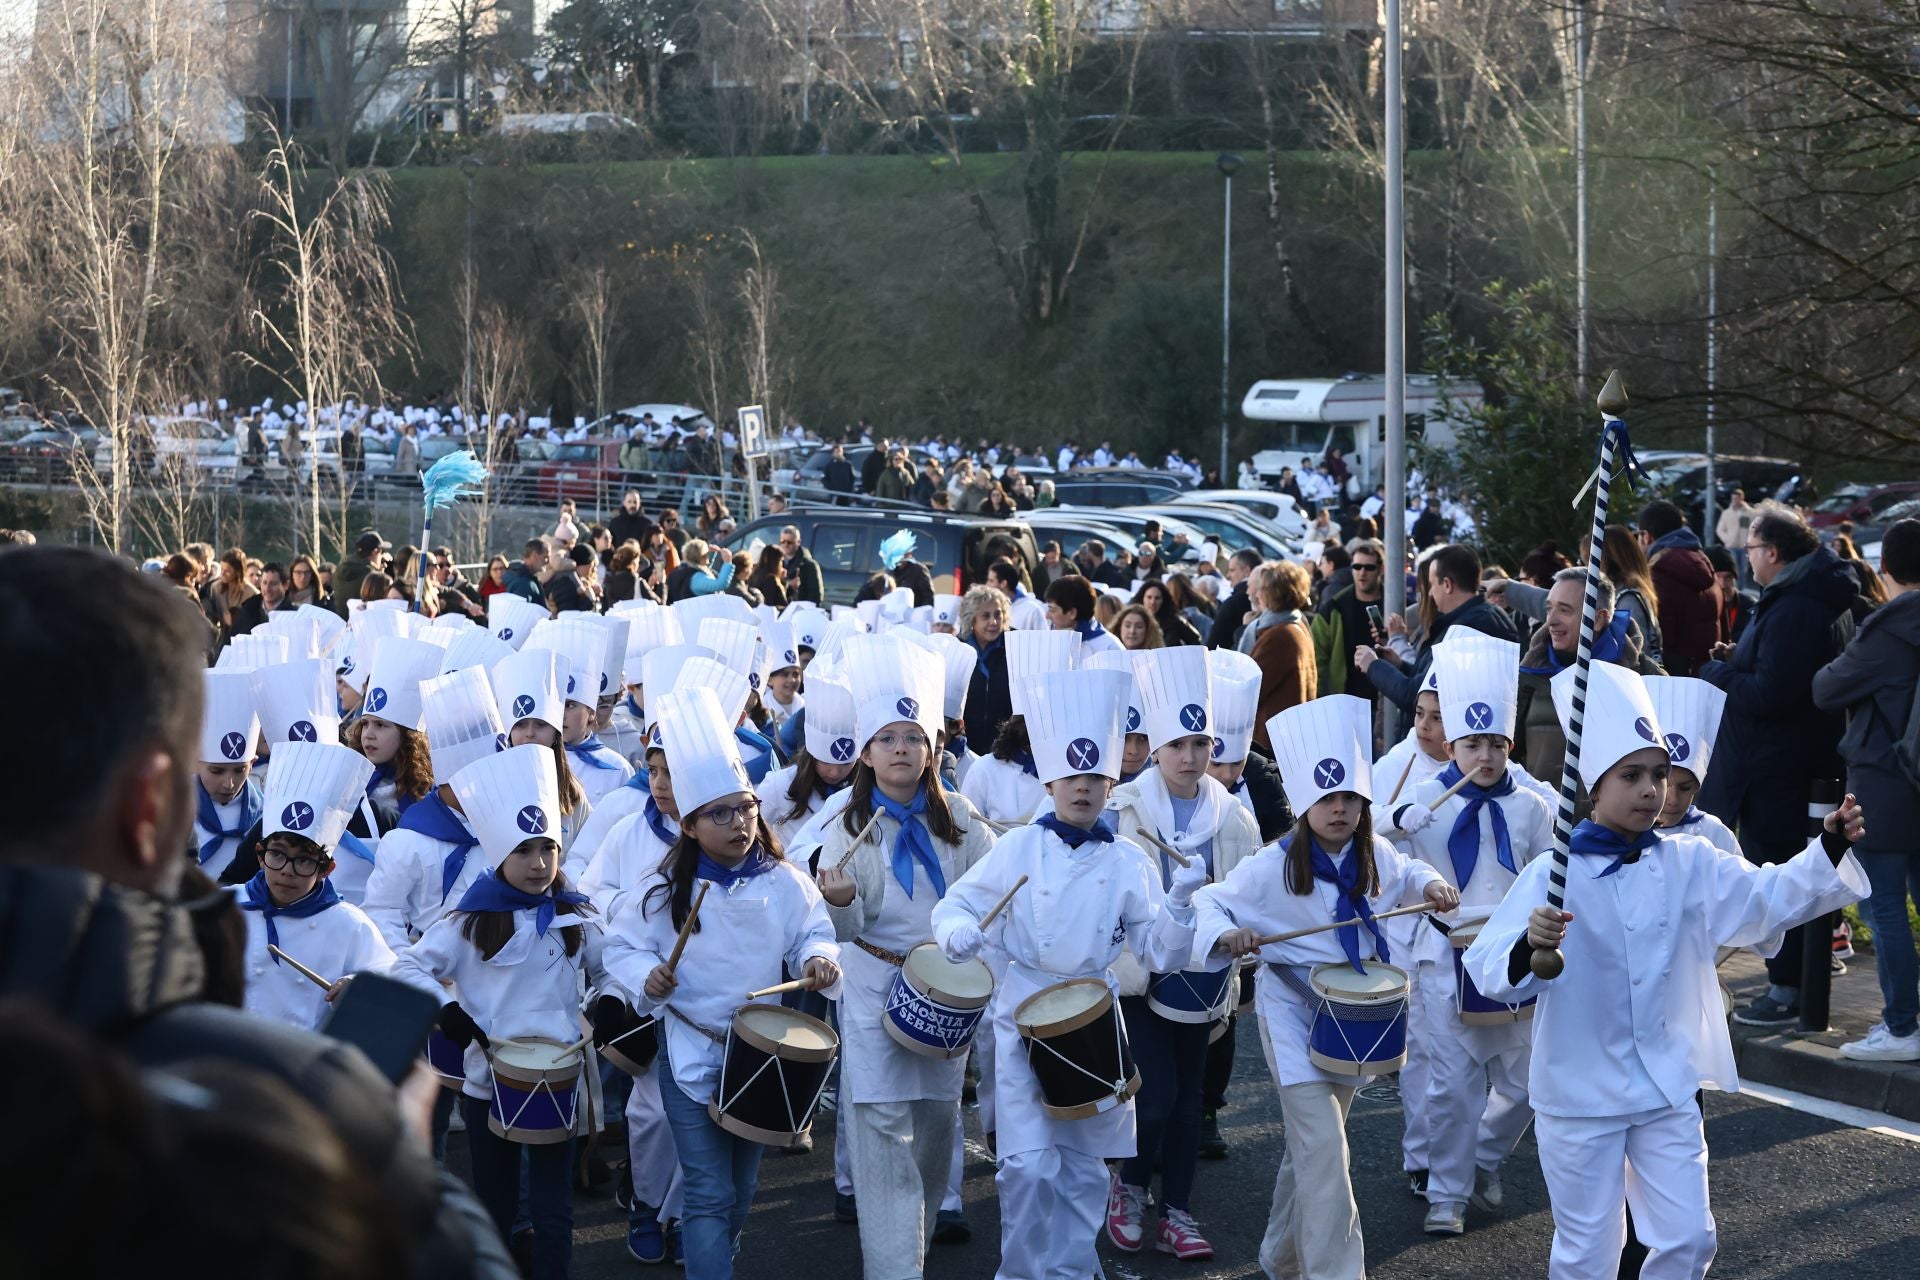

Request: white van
left=1241, top=374, right=1483, bottom=494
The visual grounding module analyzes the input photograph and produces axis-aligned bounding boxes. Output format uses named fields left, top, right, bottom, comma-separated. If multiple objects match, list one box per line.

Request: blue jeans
left=1859, top=852, right=1920, bottom=1037
left=1118, top=996, right=1210, bottom=1213
left=659, top=1041, right=764, bottom=1278
left=459, top=1094, right=575, bottom=1278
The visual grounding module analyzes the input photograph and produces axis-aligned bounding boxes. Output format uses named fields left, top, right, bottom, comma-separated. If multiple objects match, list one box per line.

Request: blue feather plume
left=878, top=529, right=917, bottom=570
left=421, top=450, right=488, bottom=514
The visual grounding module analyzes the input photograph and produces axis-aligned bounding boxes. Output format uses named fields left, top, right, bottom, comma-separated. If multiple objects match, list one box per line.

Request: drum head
left=736, top=1004, right=839, bottom=1061
left=906, top=944, right=994, bottom=1002
left=1015, top=979, right=1112, bottom=1038
left=1310, top=961, right=1408, bottom=1003
left=491, top=1037, right=581, bottom=1084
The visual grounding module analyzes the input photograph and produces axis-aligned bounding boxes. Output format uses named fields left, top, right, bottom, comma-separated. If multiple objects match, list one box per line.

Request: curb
left=1733, top=1030, right=1920, bottom=1122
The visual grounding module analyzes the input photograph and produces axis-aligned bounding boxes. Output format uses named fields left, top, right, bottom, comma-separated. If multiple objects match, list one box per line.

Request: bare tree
left=288, top=0, right=422, bottom=172
left=734, top=229, right=784, bottom=431
left=469, top=302, right=528, bottom=555
left=416, top=0, right=508, bottom=136
left=564, top=264, right=620, bottom=427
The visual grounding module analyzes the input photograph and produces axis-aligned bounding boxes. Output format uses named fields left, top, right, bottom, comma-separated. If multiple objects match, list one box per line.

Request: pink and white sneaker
left=1104, top=1178, right=1147, bottom=1253
left=1155, top=1208, right=1214, bottom=1260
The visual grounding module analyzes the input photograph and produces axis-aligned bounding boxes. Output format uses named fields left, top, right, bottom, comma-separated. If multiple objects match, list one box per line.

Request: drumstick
left=745, top=977, right=817, bottom=1000
left=833, top=809, right=884, bottom=869
left=1134, top=829, right=1193, bottom=869
left=665, top=881, right=710, bottom=972
left=1433, top=768, right=1491, bottom=807
left=979, top=874, right=1029, bottom=928
left=268, top=944, right=335, bottom=991
left=563, top=1032, right=594, bottom=1055
left=1386, top=753, right=1418, bottom=805
left=1251, top=901, right=1440, bottom=948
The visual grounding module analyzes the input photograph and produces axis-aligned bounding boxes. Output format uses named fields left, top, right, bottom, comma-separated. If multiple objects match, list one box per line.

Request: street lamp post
left=1575, top=0, right=1590, bottom=395
left=1217, top=152, right=1242, bottom=486
left=1383, top=0, right=1407, bottom=622
left=460, top=157, right=482, bottom=428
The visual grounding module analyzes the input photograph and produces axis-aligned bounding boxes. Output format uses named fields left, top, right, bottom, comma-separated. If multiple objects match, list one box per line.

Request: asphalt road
left=474, top=1028, right=1920, bottom=1278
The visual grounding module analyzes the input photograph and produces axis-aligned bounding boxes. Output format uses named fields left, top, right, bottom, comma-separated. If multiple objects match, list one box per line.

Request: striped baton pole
left=1532, top=370, right=1634, bottom=980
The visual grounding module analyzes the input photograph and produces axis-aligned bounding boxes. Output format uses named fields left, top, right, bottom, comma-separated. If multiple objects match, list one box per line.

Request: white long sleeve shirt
left=563, top=779, right=651, bottom=878
left=232, top=890, right=393, bottom=1030
left=360, top=816, right=489, bottom=951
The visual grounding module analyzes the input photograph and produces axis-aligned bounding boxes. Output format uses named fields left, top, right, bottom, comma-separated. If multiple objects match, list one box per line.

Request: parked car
left=722, top=510, right=1038, bottom=605
left=0, top=427, right=98, bottom=483
left=1174, top=488, right=1307, bottom=536
left=1049, top=470, right=1191, bottom=508
left=1024, top=512, right=1157, bottom=564
left=1825, top=494, right=1920, bottom=550
left=1809, top=482, right=1920, bottom=531
left=1639, top=452, right=1808, bottom=534
left=1130, top=503, right=1293, bottom=562
left=773, top=444, right=943, bottom=499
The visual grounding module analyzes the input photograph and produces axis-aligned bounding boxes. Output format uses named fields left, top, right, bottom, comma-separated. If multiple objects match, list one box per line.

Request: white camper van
left=1241, top=374, right=1482, bottom=496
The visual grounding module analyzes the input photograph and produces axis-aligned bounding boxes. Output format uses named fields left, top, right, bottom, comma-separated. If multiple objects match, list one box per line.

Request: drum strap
left=1268, top=963, right=1316, bottom=1005
left=667, top=1005, right=727, bottom=1045
left=854, top=938, right=907, bottom=967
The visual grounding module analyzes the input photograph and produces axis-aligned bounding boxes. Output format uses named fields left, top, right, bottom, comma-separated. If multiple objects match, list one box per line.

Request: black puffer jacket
left=0, top=864, right=513, bottom=1279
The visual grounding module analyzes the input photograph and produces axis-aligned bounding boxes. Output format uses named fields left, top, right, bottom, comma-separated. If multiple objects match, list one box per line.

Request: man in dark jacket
left=543, top=544, right=599, bottom=614
left=608, top=491, right=655, bottom=549
left=778, top=525, right=825, bottom=604
left=1512, top=568, right=1664, bottom=785
left=332, top=530, right=388, bottom=617
left=499, top=537, right=550, bottom=604
left=1700, top=507, right=1857, bottom=1027
left=1207, top=549, right=1263, bottom=649
left=1637, top=499, right=1723, bottom=675
left=822, top=444, right=857, bottom=505
left=860, top=440, right=890, bottom=495
left=1813, top=518, right=1920, bottom=1061
left=1365, top=544, right=1519, bottom=713
left=0, top=546, right=512, bottom=1278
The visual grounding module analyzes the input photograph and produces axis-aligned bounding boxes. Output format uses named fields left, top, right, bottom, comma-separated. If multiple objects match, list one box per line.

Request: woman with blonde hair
left=1115, top=602, right=1164, bottom=651
left=958, top=583, right=1013, bottom=751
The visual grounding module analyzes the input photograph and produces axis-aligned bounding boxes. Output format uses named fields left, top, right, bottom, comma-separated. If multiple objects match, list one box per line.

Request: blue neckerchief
left=1436, top=763, right=1517, bottom=889
left=1521, top=610, right=1629, bottom=675
left=1300, top=834, right=1390, bottom=974
left=1072, top=618, right=1109, bottom=644
left=396, top=791, right=479, bottom=901
left=1569, top=820, right=1660, bottom=878
left=1011, top=749, right=1038, bottom=778
left=338, top=830, right=376, bottom=863
left=623, top=765, right=652, bottom=792
left=1119, top=765, right=1143, bottom=784
left=1674, top=806, right=1707, bottom=829
left=967, top=634, right=1004, bottom=682
left=196, top=778, right=262, bottom=866
left=455, top=873, right=589, bottom=938
left=949, top=734, right=968, bottom=758
left=870, top=787, right=946, bottom=899
left=1230, top=777, right=1247, bottom=796
left=567, top=737, right=621, bottom=771
left=625, top=693, right=645, bottom=721
left=365, top=763, right=392, bottom=796
left=239, top=872, right=340, bottom=958
left=1034, top=813, right=1115, bottom=850
left=696, top=845, right=775, bottom=890
left=735, top=725, right=775, bottom=785
left=642, top=796, right=679, bottom=847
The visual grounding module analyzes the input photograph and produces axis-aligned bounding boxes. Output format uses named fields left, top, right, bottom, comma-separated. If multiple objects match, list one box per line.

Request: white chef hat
left=698, top=617, right=768, bottom=694
left=1006, top=629, right=1080, bottom=719
left=251, top=658, right=341, bottom=747
left=785, top=604, right=828, bottom=652
left=618, top=602, right=684, bottom=686
left=1019, top=668, right=1130, bottom=785
left=1550, top=662, right=1665, bottom=790
left=674, top=655, right=750, bottom=727
left=931, top=594, right=961, bottom=629
left=760, top=620, right=802, bottom=675
left=291, top=604, right=346, bottom=656
left=907, top=605, right=934, bottom=634
left=421, top=665, right=504, bottom=784
left=256, top=612, right=319, bottom=661
left=487, top=595, right=547, bottom=651
left=200, top=670, right=260, bottom=765
left=452, top=744, right=562, bottom=867
left=360, top=636, right=441, bottom=732
left=879, top=587, right=916, bottom=626
left=415, top=618, right=463, bottom=652
left=1135, top=646, right=1214, bottom=753
left=587, top=613, right=631, bottom=696
left=440, top=626, right=513, bottom=676
left=815, top=615, right=868, bottom=664
left=527, top=618, right=609, bottom=706
left=1433, top=632, right=1521, bottom=742
left=1085, top=650, right=1145, bottom=739
left=262, top=741, right=373, bottom=850
left=641, top=643, right=716, bottom=709
left=672, top=592, right=756, bottom=637
left=657, top=687, right=754, bottom=818
left=1205, top=648, right=1261, bottom=764
left=802, top=672, right=859, bottom=765
left=491, top=647, right=565, bottom=735
left=847, top=635, right=945, bottom=749
left=1643, top=675, right=1726, bottom=783
left=1268, top=694, right=1374, bottom=810
left=924, top=632, right=975, bottom=723
left=216, top=631, right=291, bottom=673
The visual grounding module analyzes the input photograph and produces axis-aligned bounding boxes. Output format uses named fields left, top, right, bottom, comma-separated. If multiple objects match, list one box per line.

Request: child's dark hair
left=644, top=810, right=785, bottom=932
left=457, top=859, right=594, bottom=960
left=841, top=757, right=961, bottom=844
left=1283, top=801, right=1379, bottom=898
left=780, top=748, right=839, bottom=826
left=989, top=714, right=1030, bottom=763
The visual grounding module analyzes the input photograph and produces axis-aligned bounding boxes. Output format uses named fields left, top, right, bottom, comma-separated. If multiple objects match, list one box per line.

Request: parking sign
left=738, top=404, right=768, bottom=460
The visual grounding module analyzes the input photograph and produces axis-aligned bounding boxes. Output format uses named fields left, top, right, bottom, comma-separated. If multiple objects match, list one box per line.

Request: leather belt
left=667, top=1004, right=726, bottom=1044
left=854, top=938, right=908, bottom=967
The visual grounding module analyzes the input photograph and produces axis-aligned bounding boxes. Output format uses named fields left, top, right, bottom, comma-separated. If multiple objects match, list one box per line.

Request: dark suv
left=722, top=509, right=1039, bottom=605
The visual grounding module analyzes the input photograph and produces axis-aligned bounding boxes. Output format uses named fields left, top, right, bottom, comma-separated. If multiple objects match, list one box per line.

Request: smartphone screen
left=1366, top=605, right=1386, bottom=632
left=320, top=972, right=445, bottom=1084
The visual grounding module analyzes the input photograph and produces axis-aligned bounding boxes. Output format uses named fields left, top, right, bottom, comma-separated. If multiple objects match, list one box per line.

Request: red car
left=1809, top=482, right=1920, bottom=529
left=529, top=440, right=630, bottom=505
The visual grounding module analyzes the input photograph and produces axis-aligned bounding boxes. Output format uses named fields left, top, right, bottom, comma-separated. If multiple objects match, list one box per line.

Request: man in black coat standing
left=779, top=526, right=825, bottom=604
left=822, top=444, right=857, bottom=506
left=1207, top=549, right=1264, bottom=649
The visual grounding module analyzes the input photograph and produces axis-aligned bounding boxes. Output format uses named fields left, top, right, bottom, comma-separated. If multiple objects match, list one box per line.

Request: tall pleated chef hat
left=923, top=632, right=976, bottom=724
left=1018, top=667, right=1131, bottom=785
left=527, top=618, right=609, bottom=707
left=1005, top=629, right=1080, bottom=719
left=640, top=642, right=717, bottom=717
left=1085, top=649, right=1146, bottom=739
left=216, top=631, right=291, bottom=673
left=672, top=591, right=757, bottom=637
left=262, top=741, right=374, bottom=850
left=785, top=604, right=828, bottom=653
left=1267, top=694, right=1374, bottom=810
left=1135, top=645, right=1214, bottom=753
left=1433, top=632, right=1521, bottom=742
left=814, top=614, right=868, bottom=664
left=577, top=612, right=630, bottom=696
left=420, top=664, right=505, bottom=785
left=439, top=626, right=513, bottom=678
left=698, top=617, right=769, bottom=695
left=1205, top=648, right=1262, bottom=765
left=486, top=594, right=546, bottom=651
left=618, top=601, right=684, bottom=687
left=251, top=657, right=341, bottom=747
left=359, top=636, right=442, bottom=732
left=200, top=669, right=260, bottom=765
left=802, top=670, right=860, bottom=765
left=846, top=634, right=945, bottom=750
left=1643, top=675, right=1727, bottom=784
left=760, top=619, right=802, bottom=676
left=655, top=686, right=754, bottom=817
left=491, top=647, right=566, bottom=736
left=672, top=655, right=751, bottom=728
left=452, top=743, right=562, bottom=867
left=1550, top=662, right=1664, bottom=790
left=931, top=594, right=962, bottom=629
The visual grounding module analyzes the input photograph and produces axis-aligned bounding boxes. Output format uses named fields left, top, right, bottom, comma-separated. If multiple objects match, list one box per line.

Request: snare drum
left=1015, top=979, right=1140, bottom=1120
left=885, top=943, right=995, bottom=1060
left=1146, top=965, right=1234, bottom=1025
left=424, top=1030, right=469, bottom=1091
left=1449, top=923, right=1536, bottom=1026
left=1307, top=961, right=1410, bottom=1076
left=708, top=1004, right=840, bottom=1146
left=488, top=1038, right=584, bottom=1144
left=580, top=1000, right=660, bottom=1076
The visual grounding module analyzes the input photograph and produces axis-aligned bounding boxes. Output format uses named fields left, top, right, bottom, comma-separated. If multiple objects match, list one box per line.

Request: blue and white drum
left=1146, top=965, right=1235, bottom=1025
left=487, top=1038, right=583, bottom=1144
left=424, top=1029, right=469, bottom=1091
left=1307, top=961, right=1410, bottom=1076
left=1450, top=924, right=1535, bottom=1026
left=884, top=943, right=995, bottom=1060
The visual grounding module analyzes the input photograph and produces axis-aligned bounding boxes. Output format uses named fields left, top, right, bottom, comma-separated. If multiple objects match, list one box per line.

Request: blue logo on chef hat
left=784, top=649, right=797, bottom=666
left=1125, top=706, right=1142, bottom=733
left=1464, top=702, right=1495, bottom=732
left=1212, top=736, right=1226, bottom=760
left=830, top=737, right=856, bottom=763
left=515, top=805, right=549, bottom=835
left=600, top=671, right=611, bottom=694
left=1314, top=758, right=1346, bottom=789
left=364, top=687, right=388, bottom=714
left=340, top=655, right=356, bottom=675
left=749, top=672, right=761, bottom=689
left=650, top=725, right=665, bottom=749
left=565, top=674, right=577, bottom=696
left=289, top=720, right=317, bottom=743
left=896, top=695, right=919, bottom=719
left=219, top=731, right=248, bottom=761
left=1665, top=732, right=1691, bottom=761
left=497, top=627, right=514, bottom=643
left=1066, top=738, right=1101, bottom=771
left=495, top=732, right=509, bottom=751
left=1634, top=716, right=1658, bottom=742
left=1179, top=703, right=1208, bottom=733
left=280, top=801, right=314, bottom=832
left=511, top=694, right=535, bottom=719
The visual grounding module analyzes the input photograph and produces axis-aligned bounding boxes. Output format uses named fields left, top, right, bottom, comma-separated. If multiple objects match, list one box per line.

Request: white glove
left=1396, top=803, right=1436, bottom=834
left=1167, top=855, right=1209, bottom=908
left=943, top=922, right=986, bottom=961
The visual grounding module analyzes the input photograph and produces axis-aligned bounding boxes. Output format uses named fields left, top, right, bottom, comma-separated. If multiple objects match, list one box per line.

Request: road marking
left=1742, top=1081, right=1920, bottom=1145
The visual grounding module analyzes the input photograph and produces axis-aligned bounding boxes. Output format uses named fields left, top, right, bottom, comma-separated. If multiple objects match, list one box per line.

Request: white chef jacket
left=567, top=741, right=635, bottom=809
left=232, top=889, right=393, bottom=1030
left=361, top=815, right=490, bottom=950
left=564, top=778, right=652, bottom=878
left=959, top=754, right=1045, bottom=825
left=756, top=764, right=829, bottom=854
left=194, top=782, right=263, bottom=882
left=579, top=808, right=676, bottom=924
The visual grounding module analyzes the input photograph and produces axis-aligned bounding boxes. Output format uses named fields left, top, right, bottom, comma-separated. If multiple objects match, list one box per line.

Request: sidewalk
left=1723, top=948, right=1920, bottom=1120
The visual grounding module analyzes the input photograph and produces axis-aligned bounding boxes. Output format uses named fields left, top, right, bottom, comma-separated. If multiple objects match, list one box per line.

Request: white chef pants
left=943, top=1108, right=965, bottom=1213
left=625, top=1067, right=685, bottom=1221
left=995, top=1145, right=1108, bottom=1280
left=1536, top=1101, right=1715, bottom=1280
left=1418, top=978, right=1533, bottom=1206
left=845, top=1098, right=956, bottom=1280
left=1259, top=1080, right=1365, bottom=1280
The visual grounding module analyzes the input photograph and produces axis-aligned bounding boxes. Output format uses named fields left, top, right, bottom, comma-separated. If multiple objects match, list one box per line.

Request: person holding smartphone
left=1309, top=536, right=1389, bottom=704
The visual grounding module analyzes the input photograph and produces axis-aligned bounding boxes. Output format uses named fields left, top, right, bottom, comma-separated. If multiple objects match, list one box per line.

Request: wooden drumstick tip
left=665, top=880, right=711, bottom=972
left=834, top=809, right=883, bottom=868
left=1530, top=947, right=1565, bottom=980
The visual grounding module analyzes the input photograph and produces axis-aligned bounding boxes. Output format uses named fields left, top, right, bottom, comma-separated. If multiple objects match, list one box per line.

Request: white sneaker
left=1424, top=1201, right=1466, bottom=1235
left=1470, top=1165, right=1504, bottom=1212
left=1840, top=1023, right=1920, bottom=1062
